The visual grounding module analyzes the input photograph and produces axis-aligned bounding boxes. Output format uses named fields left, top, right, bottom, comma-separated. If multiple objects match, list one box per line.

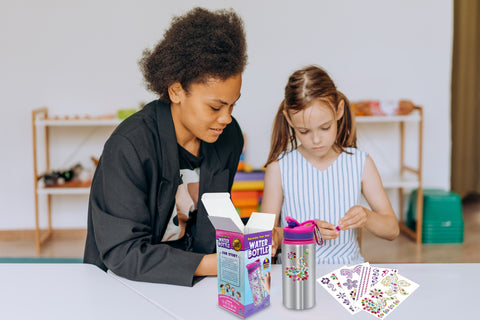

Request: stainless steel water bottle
left=282, top=216, right=323, bottom=310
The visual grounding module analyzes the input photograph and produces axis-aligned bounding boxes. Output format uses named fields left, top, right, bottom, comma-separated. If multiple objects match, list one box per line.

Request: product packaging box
left=202, top=193, right=275, bottom=318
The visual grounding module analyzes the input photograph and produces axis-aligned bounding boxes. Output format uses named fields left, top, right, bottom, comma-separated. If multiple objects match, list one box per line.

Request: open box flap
left=245, top=212, right=276, bottom=234
left=201, top=193, right=245, bottom=233
left=208, top=216, right=243, bottom=234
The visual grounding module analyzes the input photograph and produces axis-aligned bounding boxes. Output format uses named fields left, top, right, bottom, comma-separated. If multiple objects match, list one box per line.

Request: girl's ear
left=282, top=110, right=294, bottom=128
left=168, top=82, right=184, bottom=104
left=336, top=100, right=345, bottom=120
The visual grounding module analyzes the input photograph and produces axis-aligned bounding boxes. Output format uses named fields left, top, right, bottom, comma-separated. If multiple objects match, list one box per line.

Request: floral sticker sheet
left=317, top=266, right=361, bottom=314
left=335, top=262, right=371, bottom=305
left=318, top=264, right=417, bottom=318
left=356, top=271, right=419, bottom=319
left=352, top=265, right=398, bottom=305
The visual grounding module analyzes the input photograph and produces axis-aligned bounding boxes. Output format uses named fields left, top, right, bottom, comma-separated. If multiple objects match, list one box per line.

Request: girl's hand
left=338, top=205, right=369, bottom=230
left=314, top=219, right=339, bottom=240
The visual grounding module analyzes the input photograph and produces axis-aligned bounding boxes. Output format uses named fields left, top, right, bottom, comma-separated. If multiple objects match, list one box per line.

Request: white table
left=0, top=263, right=175, bottom=319
left=111, top=263, right=479, bottom=319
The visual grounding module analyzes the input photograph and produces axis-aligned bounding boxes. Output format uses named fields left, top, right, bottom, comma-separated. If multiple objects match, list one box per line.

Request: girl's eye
left=322, top=126, right=331, bottom=131
left=210, top=106, right=221, bottom=111
left=298, top=130, right=309, bottom=135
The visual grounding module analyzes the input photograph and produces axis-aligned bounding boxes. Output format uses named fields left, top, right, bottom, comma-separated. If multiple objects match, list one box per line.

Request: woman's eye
left=322, top=126, right=331, bottom=131
left=210, top=106, right=220, bottom=111
left=298, top=130, right=308, bottom=135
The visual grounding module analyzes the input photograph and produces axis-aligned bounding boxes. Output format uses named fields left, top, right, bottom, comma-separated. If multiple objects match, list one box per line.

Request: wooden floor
left=362, top=194, right=480, bottom=263
left=1, top=196, right=479, bottom=263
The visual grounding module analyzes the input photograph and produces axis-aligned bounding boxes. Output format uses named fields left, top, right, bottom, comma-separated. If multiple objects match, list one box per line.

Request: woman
left=84, top=7, right=248, bottom=286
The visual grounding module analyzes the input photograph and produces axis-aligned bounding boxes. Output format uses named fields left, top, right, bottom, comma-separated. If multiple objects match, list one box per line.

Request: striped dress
left=279, top=147, right=367, bottom=264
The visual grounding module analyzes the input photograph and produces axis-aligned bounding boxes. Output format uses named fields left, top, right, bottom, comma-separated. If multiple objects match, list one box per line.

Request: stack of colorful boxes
left=231, top=171, right=265, bottom=218
left=407, top=189, right=464, bottom=244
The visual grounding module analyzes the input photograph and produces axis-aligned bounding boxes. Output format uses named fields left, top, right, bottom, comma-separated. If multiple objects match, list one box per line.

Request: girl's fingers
left=313, top=219, right=338, bottom=239
left=339, top=206, right=367, bottom=230
left=318, top=226, right=340, bottom=240
left=315, top=219, right=336, bottom=230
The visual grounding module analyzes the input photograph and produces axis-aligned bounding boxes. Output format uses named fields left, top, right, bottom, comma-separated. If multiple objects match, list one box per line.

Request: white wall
left=0, top=0, right=452, bottom=230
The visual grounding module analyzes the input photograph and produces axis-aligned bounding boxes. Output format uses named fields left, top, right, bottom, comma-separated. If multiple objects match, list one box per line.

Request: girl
left=84, top=8, right=247, bottom=286
left=261, top=65, right=399, bottom=264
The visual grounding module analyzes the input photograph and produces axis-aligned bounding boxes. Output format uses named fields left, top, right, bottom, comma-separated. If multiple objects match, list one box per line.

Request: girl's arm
left=260, top=161, right=284, bottom=256
left=338, top=155, right=400, bottom=240
left=261, top=161, right=340, bottom=247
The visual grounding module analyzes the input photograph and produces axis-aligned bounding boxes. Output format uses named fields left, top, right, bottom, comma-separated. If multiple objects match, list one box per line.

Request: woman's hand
left=271, top=226, right=283, bottom=257
left=194, top=254, right=217, bottom=276
left=314, top=219, right=340, bottom=240
left=338, top=205, right=369, bottom=230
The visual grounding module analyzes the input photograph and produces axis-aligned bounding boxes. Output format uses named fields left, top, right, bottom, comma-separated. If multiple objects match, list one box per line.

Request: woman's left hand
left=338, top=205, right=370, bottom=230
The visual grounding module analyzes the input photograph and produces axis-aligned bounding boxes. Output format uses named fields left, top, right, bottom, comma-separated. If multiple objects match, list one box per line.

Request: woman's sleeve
left=89, top=134, right=204, bottom=286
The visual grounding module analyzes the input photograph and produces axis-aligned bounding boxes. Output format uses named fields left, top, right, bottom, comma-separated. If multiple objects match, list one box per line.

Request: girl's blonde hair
left=265, top=65, right=357, bottom=167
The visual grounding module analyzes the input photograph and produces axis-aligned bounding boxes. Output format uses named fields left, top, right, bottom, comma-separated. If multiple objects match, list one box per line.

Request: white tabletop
left=111, top=263, right=479, bottom=319
left=0, top=263, right=175, bottom=320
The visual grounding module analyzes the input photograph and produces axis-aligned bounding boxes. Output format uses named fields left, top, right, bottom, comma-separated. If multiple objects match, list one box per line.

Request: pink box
left=202, top=193, right=275, bottom=318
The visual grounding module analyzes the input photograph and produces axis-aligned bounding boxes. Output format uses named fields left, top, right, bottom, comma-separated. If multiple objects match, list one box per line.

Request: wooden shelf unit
left=31, top=108, right=120, bottom=253
left=356, top=106, right=423, bottom=243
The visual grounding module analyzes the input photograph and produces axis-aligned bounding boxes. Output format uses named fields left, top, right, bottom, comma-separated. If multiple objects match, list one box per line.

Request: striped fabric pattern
left=279, top=147, right=367, bottom=264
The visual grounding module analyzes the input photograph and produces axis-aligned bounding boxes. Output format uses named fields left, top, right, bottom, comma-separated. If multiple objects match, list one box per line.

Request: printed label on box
left=202, top=193, right=275, bottom=318
left=216, top=230, right=272, bottom=318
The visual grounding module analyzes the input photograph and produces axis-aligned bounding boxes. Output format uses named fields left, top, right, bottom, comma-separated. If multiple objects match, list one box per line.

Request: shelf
left=355, top=111, right=421, bottom=123
left=37, top=175, right=92, bottom=195
left=381, top=174, right=420, bottom=189
left=37, top=187, right=91, bottom=195
left=35, top=118, right=122, bottom=126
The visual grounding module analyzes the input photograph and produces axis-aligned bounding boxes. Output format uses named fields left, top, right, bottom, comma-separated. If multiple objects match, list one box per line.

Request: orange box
left=238, top=206, right=260, bottom=218
left=231, top=190, right=260, bottom=199
left=233, top=198, right=258, bottom=208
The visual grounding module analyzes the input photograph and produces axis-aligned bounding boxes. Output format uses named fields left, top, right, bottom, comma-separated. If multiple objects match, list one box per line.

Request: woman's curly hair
left=139, top=7, right=248, bottom=103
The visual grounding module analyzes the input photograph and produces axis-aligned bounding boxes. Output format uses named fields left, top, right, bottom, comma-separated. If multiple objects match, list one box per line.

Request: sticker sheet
left=356, top=271, right=419, bottom=319
left=354, top=265, right=398, bottom=304
left=318, top=264, right=417, bottom=318
left=317, top=266, right=361, bottom=314
left=335, top=262, right=371, bottom=305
